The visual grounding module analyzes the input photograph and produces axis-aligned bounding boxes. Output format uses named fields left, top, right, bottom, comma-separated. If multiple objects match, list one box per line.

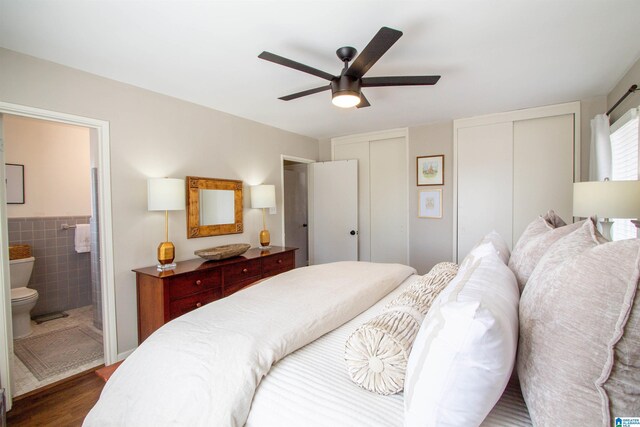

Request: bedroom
left=0, top=0, right=640, bottom=425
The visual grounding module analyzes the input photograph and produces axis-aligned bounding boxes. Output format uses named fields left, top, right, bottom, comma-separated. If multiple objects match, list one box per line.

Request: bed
left=85, top=212, right=640, bottom=426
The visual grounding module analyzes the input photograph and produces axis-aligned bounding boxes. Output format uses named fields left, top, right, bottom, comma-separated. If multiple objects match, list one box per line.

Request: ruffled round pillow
left=344, top=262, right=458, bottom=395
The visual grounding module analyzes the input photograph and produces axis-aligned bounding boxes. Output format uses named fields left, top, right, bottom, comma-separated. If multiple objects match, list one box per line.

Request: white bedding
left=84, top=261, right=415, bottom=427
left=247, top=276, right=532, bottom=427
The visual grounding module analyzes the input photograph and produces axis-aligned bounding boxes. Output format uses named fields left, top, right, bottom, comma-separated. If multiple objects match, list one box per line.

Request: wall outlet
left=269, top=206, right=277, bottom=214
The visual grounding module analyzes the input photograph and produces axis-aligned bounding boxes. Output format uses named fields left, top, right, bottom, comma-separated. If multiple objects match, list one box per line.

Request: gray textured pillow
left=518, top=237, right=640, bottom=426
left=508, top=215, right=584, bottom=292
left=344, top=262, right=458, bottom=395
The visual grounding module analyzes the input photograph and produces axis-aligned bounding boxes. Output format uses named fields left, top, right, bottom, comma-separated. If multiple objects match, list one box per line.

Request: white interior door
left=457, top=122, right=514, bottom=261
left=333, top=141, right=371, bottom=261
left=513, top=114, right=574, bottom=241
left=370, top=137, right=408, bottom=264
left=283, top=163, right=309, bottom=268
left=308, top=160, right=358, bottom=264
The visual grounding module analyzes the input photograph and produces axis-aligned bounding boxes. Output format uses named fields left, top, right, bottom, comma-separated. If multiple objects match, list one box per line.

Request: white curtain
left=589, top=113, right=612, bottom=181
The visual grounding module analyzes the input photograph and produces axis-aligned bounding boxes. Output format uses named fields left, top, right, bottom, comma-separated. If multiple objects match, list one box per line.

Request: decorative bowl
left=194, top=243, right=251, bottom=261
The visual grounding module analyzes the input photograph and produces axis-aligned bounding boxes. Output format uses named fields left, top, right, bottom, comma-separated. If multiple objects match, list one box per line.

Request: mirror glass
left=186, top=176, right=243, bottom=238
left=199, top=189, right=235, bottom=225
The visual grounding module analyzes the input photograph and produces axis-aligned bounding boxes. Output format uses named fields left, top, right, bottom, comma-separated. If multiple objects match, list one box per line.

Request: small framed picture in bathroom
left=5, top=163, right=25, bottom=204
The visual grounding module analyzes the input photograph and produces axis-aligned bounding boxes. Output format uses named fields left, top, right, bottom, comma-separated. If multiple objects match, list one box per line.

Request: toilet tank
left=9, top=256, right=35, bottom=289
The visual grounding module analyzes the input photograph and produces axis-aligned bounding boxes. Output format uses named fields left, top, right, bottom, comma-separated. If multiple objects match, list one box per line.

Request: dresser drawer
left=262, top=252, right=295, bottom=276
left=224, top=276, right=259, bottom=297
left=166, top=269, right=221, bottom=300
left=223, top=258, right=262, bottom=285
left=169, top=289, right=220, bottom=319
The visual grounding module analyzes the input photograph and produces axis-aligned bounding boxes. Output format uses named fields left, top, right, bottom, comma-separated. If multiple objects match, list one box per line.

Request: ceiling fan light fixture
left=330, top=77, right=361, bottom=108
left=332, top=92, right=361, bottom=108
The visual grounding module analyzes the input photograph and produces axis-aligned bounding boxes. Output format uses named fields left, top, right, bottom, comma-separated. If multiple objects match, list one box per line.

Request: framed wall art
left=417, top=155, right=444, bottom=186
left=418, top=188, right=442, bottom=219
left=5, top=163, right=25, bottom=204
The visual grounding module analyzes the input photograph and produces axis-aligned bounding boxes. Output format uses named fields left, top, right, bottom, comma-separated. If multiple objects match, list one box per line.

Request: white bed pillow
left=464, top=230, right=511, bottom=264
left=404, top=249, right=519, bottom=427
left=344, top=262, right=458, bottom=395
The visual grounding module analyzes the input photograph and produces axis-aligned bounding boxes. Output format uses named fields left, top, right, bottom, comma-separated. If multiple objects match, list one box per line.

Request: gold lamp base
left=259, top=229, right=271, bottom=249
left=157, top=241, right=176, bottom=270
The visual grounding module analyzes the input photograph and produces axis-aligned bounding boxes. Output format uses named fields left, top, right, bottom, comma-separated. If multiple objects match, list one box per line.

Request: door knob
left=302, top=223, right=308, bottom=228
left=350, top=230, right=357, bottom=236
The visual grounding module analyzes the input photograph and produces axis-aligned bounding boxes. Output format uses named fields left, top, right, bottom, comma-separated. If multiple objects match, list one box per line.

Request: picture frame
left=417, top=155, right=444, bottom=186
left=418, top=189, right=442, bottom=219
left=5, top=163, right=25, bottom=204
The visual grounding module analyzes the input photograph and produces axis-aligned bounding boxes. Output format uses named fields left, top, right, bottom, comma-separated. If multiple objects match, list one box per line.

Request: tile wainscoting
left=8, top=216, right=92, bottom=316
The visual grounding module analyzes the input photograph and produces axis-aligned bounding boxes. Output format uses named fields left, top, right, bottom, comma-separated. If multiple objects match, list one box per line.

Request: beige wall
left=4, top=115, right=92, bottom=217
left=0, top=48, right=318, bottom=355
left=579, top=96, right=607, bottom=181
left=608, top=56, right=640, bottom=123
left=408, top=122, right=454, bottom=273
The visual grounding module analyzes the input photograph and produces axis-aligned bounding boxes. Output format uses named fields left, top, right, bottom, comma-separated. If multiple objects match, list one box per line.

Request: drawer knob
left=196, top=302, right=202, bottom=308
left=277, top=259, right=283, bottom=264
left=195, top=280, right=202, bottom=286
left=242, top=268, right=248, bottom=273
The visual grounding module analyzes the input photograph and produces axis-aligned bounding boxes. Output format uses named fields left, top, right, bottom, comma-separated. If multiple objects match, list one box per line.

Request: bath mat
left=14, top=325, right=103, bottom=381
left=32, top=311, right=69, bottom=324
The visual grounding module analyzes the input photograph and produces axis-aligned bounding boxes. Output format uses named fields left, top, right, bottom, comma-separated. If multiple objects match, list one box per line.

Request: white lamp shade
left=251, top=184, right=276, bottom=209
left=573, top=180, right=640, bottom=219
left=148, top=178, right=185, bottom=211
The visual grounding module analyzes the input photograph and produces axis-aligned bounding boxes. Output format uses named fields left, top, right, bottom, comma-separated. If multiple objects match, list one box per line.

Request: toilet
left=9, top=256, right=38, bottom=339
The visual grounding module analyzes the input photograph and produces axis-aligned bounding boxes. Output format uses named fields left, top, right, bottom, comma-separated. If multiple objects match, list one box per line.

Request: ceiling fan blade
left=361, top=75, right=441, bottom=87
left=345, top=27, right=403, bottom=78
left=356, top=93, right=371, bottom=108
left=259, top=51, right=335, bottom=81
left=278, top=85, right=330, bottom=101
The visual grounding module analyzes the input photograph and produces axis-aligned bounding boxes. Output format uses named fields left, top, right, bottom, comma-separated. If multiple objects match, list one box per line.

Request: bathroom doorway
left=4, top=114, right=104, bottom=397
left=0, top=102, right=115, bottom=411
left=281, top=155, right=313, bottom=268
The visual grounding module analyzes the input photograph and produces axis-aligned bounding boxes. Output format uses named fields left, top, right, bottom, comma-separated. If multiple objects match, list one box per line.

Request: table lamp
left=148, top=178, right=185, bottom=270
left=251, top=184, right=276, bottom=249
left=573, top=180, right=640, bottom=240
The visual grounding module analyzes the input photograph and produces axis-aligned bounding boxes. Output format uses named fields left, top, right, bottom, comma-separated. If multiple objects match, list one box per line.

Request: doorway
left=281, top=155, right=313, bottom=268
left=0, top=102, right=115, bottom=411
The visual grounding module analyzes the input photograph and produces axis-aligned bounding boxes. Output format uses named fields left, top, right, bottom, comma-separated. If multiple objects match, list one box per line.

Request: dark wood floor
left=7, top=370, right=104, bottom=426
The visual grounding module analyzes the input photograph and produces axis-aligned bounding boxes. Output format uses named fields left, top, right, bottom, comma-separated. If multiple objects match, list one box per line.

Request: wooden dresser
left=133, top=246, right=296, bottom=344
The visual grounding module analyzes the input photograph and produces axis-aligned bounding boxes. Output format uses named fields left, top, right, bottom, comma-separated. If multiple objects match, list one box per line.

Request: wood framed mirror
left=186, top=176, right=243, bottom=238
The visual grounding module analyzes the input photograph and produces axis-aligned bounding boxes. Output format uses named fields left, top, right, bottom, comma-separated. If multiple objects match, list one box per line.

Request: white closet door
left=457, top=122, right=514, bottom=261
left=513, top=114, right=574, bottom=241
left=370, top=137, right=408, bottom=264
left=334, top=141, right=371, bottom=261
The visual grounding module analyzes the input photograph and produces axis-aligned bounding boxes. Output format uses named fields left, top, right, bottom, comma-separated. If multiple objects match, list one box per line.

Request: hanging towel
left=75, top=224, right=91, bottom=253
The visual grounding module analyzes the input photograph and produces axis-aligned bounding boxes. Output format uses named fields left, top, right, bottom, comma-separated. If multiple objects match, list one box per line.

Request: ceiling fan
left=258, top=26, right=440, bottom=109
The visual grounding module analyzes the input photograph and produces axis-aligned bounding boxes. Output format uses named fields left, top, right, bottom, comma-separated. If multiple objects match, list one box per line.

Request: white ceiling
left=1, top=1, right=639, bottom=140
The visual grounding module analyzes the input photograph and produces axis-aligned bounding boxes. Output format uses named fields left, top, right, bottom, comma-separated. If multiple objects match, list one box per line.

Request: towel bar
left=60, top=223, right=87, bottom=230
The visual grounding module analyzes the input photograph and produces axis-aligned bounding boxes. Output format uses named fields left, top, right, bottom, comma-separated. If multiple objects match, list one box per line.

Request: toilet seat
left=11, top=287, right=38, bottom=302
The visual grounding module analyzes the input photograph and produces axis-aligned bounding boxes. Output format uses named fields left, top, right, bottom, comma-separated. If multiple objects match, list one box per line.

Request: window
left=610, top=108, right=639, bottom=240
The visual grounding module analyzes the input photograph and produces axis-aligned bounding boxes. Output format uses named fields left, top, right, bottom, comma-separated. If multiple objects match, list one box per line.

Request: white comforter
left=84, top=261, right=415, bottom=427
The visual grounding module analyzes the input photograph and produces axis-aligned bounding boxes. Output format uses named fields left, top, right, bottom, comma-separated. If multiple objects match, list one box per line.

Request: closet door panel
left=457, top=122, right=514, bottom=260
left=513, top=114, right=574, bottom=242
left=334, top=141, right=371, bottom=261
left=370, top=137, right=408, bottom=264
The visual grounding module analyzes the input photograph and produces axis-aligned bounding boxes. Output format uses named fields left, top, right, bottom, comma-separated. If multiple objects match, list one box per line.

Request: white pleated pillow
left=344, top=262, right=458, bottom=395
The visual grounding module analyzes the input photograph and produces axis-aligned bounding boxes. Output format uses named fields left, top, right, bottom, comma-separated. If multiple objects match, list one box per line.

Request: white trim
left=280, top=154, right=314, bottom=247
left=331, top=128, right=410, bottom=265
left=452, top=101, right=581, bottom=261
left=0, top=102, right=117, bottom=408
left=0, top=114, right=13, bottom=411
